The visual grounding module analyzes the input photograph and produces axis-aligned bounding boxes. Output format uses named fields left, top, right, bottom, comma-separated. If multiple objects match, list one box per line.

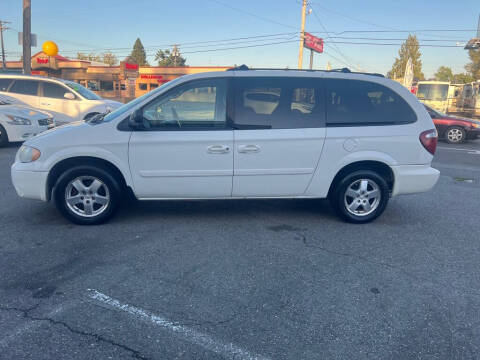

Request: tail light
left=420, top=129, right=437, bottom=155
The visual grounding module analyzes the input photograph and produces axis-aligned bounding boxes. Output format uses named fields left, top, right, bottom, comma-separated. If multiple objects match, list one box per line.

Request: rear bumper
left=11, top=164, right=49, bottom=201
left=391, top=165, right=440, bottom=196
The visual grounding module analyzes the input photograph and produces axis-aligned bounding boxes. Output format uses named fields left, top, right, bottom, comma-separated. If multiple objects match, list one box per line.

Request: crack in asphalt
left=0, top=304, right=150, bottom=360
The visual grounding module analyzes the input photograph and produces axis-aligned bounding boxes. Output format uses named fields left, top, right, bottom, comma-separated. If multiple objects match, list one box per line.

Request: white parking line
left=437, top=146, right=480, bottom=155
left=88, top=289, right=270, bottom=360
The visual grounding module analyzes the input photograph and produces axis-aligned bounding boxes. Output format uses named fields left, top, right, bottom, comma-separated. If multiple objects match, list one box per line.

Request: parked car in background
left=0, top=75, right=122, bottom=125
left=0, top=94, right=54, bottom=146
left=424, top=104, right=480, bottom=144
left=11, top=68, right=439, bottom=225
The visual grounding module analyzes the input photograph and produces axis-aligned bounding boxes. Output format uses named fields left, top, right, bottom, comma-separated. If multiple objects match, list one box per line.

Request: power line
left=309, top=6, right=359, bottom=70
left=206, top=0, right=297, bottom=30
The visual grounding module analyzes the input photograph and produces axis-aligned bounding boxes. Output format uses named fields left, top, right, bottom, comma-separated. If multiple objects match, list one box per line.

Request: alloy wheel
left=344, top=179, right=381, bottom=217
left=447, top=128, right=464, bottom=143
left=64, top=176, right=110, bottom=217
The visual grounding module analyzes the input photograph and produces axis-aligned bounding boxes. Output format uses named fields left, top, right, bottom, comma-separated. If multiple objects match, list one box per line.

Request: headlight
left=6, top=115, right=32, bottom=125
left=18, top=145, right=41, bottom=163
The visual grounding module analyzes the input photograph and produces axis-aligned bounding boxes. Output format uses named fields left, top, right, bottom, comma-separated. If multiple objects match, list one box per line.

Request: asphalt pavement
left=0, top=139, right=479, bottom=360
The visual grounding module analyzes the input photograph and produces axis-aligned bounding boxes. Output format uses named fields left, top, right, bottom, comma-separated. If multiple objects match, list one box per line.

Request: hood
left=0, top=104, right=52, bottom=121
left=25, top=120, right=87, bottom=144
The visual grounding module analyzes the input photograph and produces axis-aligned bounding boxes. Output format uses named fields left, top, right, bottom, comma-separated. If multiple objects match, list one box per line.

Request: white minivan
left=11, top=68, right=440, bottom=225
left=0, top=75, right=122, bottom=125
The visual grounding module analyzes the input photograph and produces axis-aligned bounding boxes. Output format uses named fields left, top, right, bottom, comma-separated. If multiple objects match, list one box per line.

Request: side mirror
left=128, top=109, right=148, bottom=130
left=64, top=92, right=75, bottom=100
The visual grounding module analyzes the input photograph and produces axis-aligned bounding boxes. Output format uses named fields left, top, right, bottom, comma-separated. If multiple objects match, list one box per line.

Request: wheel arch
left=47, top=156, right=130, bottom=201
left=327, top=160, right=394, bottom=197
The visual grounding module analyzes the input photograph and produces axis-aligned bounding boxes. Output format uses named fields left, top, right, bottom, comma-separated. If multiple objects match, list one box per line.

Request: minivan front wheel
left=54, top=166, right=120, bottom=225
left=330, top=170, right=389, bottom=223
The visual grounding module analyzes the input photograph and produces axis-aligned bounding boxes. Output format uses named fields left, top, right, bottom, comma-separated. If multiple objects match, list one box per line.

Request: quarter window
left=234, top=77, right=324, bottom=129
left=142, top=79, right=227, bottom=129
left=326, top=79, right=417, bottom=126
left=43, top=82, right=70, bottom=99
left=9, top=80, right=39, bottom=96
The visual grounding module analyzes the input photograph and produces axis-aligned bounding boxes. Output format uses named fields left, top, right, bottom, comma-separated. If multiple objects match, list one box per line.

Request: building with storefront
left=4, top=51, right=230, bottom=102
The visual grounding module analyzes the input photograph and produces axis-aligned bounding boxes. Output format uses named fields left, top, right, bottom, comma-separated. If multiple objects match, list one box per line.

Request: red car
left=424, top=105, right=480, bottom=144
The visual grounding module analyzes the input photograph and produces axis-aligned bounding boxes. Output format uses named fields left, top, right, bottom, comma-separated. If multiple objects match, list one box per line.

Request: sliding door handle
left=238, top=144, right=260, bottom=154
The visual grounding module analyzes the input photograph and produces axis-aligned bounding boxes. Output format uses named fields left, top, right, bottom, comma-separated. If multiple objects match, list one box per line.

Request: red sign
left=36, top=58, right=49, bottom=64
left=304, top=33, right=323, bottom=53
left=140, top=74, right=163, bottom=80
left=125, top=62, right=138, bottom=70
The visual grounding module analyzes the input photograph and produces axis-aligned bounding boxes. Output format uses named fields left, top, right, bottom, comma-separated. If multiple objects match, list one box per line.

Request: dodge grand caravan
left=11, top=67, right=440, bottom=225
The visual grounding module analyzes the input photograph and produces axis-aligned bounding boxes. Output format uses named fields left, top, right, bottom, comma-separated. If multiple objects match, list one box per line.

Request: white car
left=0, top=75, right=122, bottom=125
left=11, top=67, right=440, bottom=225
left=0, top=94, right=54, bottom=146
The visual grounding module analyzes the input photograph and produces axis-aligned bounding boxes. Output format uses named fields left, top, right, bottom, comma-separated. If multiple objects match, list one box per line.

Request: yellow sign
left=42, top=41, right=58, bottom=57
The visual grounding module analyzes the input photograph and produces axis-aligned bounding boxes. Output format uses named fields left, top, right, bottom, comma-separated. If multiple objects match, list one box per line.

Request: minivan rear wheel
left=330, top=170, right=389, bottom=223
left=54, top=166, right=120, bottom=225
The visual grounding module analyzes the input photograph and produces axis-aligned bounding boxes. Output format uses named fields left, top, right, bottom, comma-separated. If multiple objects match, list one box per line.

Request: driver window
left=142, top=79, right=227, bottom=129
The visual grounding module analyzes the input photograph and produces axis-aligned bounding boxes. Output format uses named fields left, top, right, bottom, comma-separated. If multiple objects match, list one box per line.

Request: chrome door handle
left=238, top=144, right=260, bottom=154
left=40, top=102, right=51, bottom=106
left=207, top=145, right=230, bottom=154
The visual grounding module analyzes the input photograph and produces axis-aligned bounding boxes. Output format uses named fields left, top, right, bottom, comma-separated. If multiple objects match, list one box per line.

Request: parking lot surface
left=1, top=140, right=479, bottom=359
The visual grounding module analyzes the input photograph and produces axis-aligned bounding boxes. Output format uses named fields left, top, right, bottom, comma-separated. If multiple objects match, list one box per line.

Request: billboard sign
left=304, top=32, right=323, bottom=53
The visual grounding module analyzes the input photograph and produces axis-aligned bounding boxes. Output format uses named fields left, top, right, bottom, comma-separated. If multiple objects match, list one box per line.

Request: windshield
left=102, top=78, right=183, bottom=122
left=417, top=84, right=449, bottom=101
left=65, top=81, right=102, bottom=100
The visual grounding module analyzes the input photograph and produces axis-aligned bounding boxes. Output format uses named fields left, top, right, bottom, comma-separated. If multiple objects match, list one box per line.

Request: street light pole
left=22, top=0, right=31, bottom=75
left=297, top=0, right=307, bottom=69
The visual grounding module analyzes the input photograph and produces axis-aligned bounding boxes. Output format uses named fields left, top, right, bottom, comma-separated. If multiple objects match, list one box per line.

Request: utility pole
left=172, top=45, right=180, bottom=66
left=297, top=0, right=307, bottom=69
left=0, top=20, right=10, bottom=70
left=23, top=0, right=31, bottom=75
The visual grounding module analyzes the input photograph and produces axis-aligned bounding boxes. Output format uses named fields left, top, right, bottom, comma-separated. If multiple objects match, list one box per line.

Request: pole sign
left=304, top=32, right=323, bottom=53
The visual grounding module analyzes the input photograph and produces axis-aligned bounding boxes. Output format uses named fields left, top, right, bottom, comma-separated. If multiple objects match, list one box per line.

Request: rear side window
left=43, top=82, right=69, bottom=99
left=326, top=79, right=417, bottom=126
left=234, top=77, right=324, bottom=129
left=9, top=80, right=40, bottom=96
left=0, top=78, right=13, bottom=91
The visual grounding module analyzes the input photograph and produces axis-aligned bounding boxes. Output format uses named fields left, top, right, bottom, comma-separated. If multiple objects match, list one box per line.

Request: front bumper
left=391, top=165, right=440, bottom=197
left=11, top=163, right=49, bottom=201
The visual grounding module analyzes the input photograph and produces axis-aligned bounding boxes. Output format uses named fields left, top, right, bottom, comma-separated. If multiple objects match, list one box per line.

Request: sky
left=0, top=0, right=478, bottom=78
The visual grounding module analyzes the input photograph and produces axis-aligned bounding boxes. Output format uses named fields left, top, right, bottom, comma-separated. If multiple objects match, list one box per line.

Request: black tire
left=0, top=124, right=9, bottom=147
left=329, top=170, right=389, bottom=224
left=445, top=126, right=466, bottom=144
left=53, top=165, right=121, bottom=225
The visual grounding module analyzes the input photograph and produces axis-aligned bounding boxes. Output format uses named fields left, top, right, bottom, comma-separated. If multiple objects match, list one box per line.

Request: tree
left=452, top=73, right=475, bottom=84
left=387, top=34, right=425, bottom=80
left=129, top=38, right=148, bottom=66
left=465, top=49, right=480, bottom=80
left=434, top=66, right=454, bottom=82
left=76, top=52, right=101, bottom=62
left=154, top=47, right=186, bottom=66
left=102, top=52, right=118, bottom=66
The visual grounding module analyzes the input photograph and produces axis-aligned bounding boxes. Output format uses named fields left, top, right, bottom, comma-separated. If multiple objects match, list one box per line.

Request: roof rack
left=227, top=65, right=384, bottom=78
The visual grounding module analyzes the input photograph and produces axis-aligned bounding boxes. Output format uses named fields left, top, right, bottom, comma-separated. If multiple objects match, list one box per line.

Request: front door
left=232, top=76, right=326, bottom=197
left=129, top=78, right=233, bottom=198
